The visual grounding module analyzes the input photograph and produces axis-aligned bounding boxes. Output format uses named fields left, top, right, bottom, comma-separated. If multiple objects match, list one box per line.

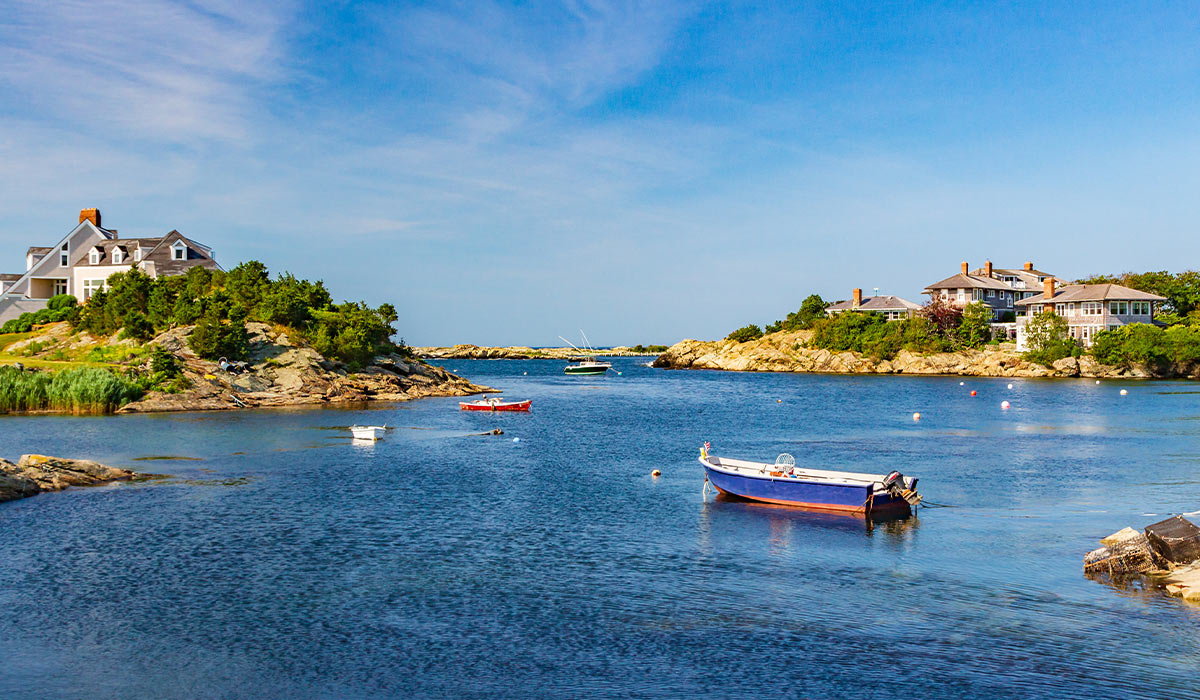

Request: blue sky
left=1, top=1, right=1198, bottom=346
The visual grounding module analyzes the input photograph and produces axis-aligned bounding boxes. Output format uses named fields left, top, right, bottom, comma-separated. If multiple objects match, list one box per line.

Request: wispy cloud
left=0, top=0, right=295, bottom=141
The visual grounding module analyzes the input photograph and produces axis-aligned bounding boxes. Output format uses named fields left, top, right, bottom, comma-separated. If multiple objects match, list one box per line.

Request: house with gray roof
left=924, top=260, right=1062, bottom=321
left=1013, top=278, right=1167, bottom=349
left=0, top=208, right=220, bottom=324
left=826, top=288, right=922, bottom=320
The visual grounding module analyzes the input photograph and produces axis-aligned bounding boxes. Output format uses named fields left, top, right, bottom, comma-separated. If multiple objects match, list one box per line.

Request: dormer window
left=89, top=248, right=101, bottom=265
left=112, top=248, right=124, bottom=264
left=134, top=247, right=142, bottom=262
left=172, top=241, right=187, bottom=260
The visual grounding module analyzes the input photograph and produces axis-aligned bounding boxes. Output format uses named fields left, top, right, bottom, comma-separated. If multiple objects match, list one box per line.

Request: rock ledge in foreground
left=0, top=454, right=140, bottom=504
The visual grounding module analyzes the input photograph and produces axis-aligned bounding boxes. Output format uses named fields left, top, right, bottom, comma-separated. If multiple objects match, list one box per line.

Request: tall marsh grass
left=0, top=366, right=144, bottom=414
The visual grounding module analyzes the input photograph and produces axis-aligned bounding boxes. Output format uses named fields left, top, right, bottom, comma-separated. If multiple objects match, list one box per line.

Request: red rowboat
left=459, top=397, right=532, bottom=412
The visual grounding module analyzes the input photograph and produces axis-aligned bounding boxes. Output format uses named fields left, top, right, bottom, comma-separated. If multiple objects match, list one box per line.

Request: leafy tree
left=1023, top=311, right=1078, bottom=365
left=957, top=302, right=993, bottom=348
left=766, top=294, right=829, bottom=333
left=258, top=273, right=332, bottom=327
left=919, top=296, right=964, bottom=337
left=189, top=310, right=249, bottom=360
left=225, top=261, right=271, bottom=315
left=1076, top=270, right=1200, bottom=320
left=726, top=324, right=764, bottom=343
left=118, top=312, right=155, bottom=342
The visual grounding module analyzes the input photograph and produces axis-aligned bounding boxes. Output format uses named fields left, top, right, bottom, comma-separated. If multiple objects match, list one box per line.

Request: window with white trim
left=986, top=289, right=994, bottom=299
left=1110, top=301, right=1128, bottom=315
left=82, top=279, right=105, bottom=300
left=1055, top=304, right=1065, bottom=315
left=1131, top=301, right=1151, bottom=315
left=112, top=249, right=123, bottom=264
left=134, top=247, right=142, bottom=262
left=172, top=242, right=187, bottom=260
left=89, top=248, right=100, bottom=265
left=60, top=242, right=69, bottom=266
left=1082, top=302, right=1102, bottom=316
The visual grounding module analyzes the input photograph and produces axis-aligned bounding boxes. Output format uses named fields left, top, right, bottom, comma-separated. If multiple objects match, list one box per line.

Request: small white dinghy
left=349, top=424, right=386, bottom=440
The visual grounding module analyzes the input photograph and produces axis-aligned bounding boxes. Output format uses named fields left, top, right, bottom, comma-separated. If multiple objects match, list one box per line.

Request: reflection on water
left=1, top=361, right=1198, bottom=699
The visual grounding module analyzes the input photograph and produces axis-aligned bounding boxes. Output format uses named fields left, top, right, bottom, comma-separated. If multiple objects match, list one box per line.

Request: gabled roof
left=75, top=239, right=135, bottom=266
left=924, top=273, right=1012, bottom=292
left=1014, top=284, right=1167, bottom=306
left=826, top=295, right=922, bottom=312
left=0, top=219, right=112, bottom=302
left=26, top=246, right=52, bottom=256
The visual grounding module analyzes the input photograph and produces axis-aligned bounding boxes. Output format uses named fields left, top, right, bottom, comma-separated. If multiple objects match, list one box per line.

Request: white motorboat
left=350, top=424, right=386, bottom=440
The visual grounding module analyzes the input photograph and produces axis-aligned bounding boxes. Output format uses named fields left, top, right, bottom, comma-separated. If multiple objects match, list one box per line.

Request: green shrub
left=726, top=324, right=764, bottom=343
left=47, top=294, right=77, bottom=311
left=809, top=312, right=949, bottom=360
left=1023, top=312, right=1079, bottom=366
left=1090, top=323, right=1200, bottom=369
left=957, top=302, right=993, bottom=348
left=0, top=295, right=78, bottom=333
left=305, top=302, right=397, bottom=367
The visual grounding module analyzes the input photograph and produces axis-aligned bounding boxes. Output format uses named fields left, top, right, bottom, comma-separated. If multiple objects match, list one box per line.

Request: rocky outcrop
left=414, top=344, right=657, bottom=359
left=651, top=331, right=1162, bottom=379
left=0, top=454, right=140, bottom=503
left=118, top=323, right=493, bottom=413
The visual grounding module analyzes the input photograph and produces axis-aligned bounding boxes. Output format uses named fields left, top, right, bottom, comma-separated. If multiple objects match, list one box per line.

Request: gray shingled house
left=1013, top=278, right=1167, bottom=349
left=924, top=260, right=1062, bottom=321
left=825, top=288, right=922, bottom=320
left=0, top=208, right=220, bottom=324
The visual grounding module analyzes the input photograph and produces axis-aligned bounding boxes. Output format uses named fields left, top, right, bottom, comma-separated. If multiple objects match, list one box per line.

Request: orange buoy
left=912, top=412, right=921, bottom=421
left=970, top=390, right=977, bottom=397
left=651, top=470, right=661, bottom=477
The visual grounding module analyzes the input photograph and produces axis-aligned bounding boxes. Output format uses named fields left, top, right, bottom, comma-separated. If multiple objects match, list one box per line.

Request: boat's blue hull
left=704, top=465, right=910, bottom=516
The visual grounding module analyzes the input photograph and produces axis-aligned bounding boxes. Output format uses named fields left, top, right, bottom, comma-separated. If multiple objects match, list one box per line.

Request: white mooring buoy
left=1120, top=389, right=1128, bottom=396
left=912, top=412, right=921, bottom=421
left=1001, top=400, right=1010, bottom=409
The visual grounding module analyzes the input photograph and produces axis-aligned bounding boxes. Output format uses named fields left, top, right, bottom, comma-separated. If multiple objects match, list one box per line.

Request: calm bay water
left=2, top=358, right=1199, bottom=699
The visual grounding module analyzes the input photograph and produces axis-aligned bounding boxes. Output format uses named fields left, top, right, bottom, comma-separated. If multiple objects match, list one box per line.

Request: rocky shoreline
left=415, top=344, right=658, bottom=360
left=1, top=321, right=494, bottom=414
left=651, top=330, right=1184, bottom=379
left=120, top=323, right=494, bottom=413
left=0, top=454, right=147, bottom=503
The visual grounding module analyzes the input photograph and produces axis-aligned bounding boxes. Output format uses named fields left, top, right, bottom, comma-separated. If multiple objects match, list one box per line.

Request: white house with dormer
left=0, top=208, right=220, bottom=324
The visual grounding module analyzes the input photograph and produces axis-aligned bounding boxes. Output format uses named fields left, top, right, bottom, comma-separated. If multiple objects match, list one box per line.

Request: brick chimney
left=852, top=288, right=862, bottom=307
left=961, top=261, right=969, bottom=275
left=984, top=260, right=993, bottom=277
left=1024, top=261, right=1033, bottom=271
left=1043, top=277, right=1055, bottom=301
left=79, top=208, right=101, bottom=228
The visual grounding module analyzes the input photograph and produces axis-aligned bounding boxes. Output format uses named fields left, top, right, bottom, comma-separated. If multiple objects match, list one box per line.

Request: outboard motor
left=882, top=471, right=922, bottom=506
